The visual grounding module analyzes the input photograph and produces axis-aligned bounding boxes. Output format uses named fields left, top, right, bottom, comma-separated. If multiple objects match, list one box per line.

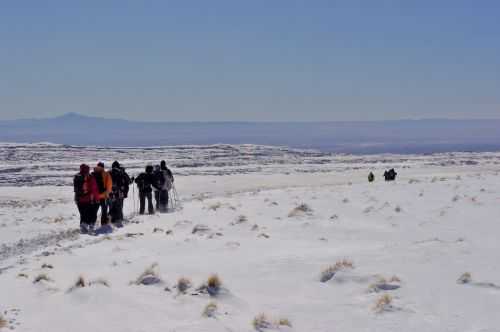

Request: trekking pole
left=132, top=181, right=136, bottom=215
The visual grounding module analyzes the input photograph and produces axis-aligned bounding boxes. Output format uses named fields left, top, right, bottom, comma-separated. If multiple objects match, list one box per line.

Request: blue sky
left=1, top=1, right=499, bottom=121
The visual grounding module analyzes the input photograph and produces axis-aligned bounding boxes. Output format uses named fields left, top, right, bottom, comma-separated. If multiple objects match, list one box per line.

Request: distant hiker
left=134, top=165, right=155, bottom=215
left=156, top=160, right=174, bottom=212
left=108, top=161, right=131, bottom=227
left=384, top=168, right=397, bottom=181
left=73, top=164, right=99, bottom=234
left=153, top=165, right=162, bottom=210
left=92, top=162, right=113, bottom=226
left=368, top=172, right=375, bottom=183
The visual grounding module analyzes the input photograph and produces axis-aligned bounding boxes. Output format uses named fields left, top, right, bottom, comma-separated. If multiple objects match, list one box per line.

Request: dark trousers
left=97, top=199, right=109, bottom=225
left=154, top=190, right=160, bottom=209
left=77, top=202, right=96, bottom=226
left=139, top=191, right=154, bottom=215
left=109, top=197, right=124, bottom=223
left=158, top=189, right=169, bottom=212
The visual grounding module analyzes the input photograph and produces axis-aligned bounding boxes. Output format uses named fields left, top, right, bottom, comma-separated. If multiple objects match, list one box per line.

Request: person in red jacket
left=74, top=164, right=100, bottom=234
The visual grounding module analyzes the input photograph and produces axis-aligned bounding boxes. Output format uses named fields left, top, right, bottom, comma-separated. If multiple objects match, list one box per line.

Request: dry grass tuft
left=0, top=314, right=7, bottom=329
left=41, top=263, right=54, bottom=269
left=75, top=275, right=87, bottom=288
left=33, top=273, right=52, bottom=284
left=253, top=313, right=273, bottom=331
left=374, top=294, right=393, bottom=313
left=208, top=202, right=222, bottom=211
left=202, top=302, right=218, bottom=318
left=17, top=273, right=29, bottom=279
left=320, top=259, right=354, bottom=282
left=206, top=274, right=222, bottom=296
left=278, top=318, right=292, bottom=327
left=177, top=277, right=192, bottom=294
left=232, top=215, right=248, bottom=225
left=457, top=272, right=472, bottom=284
left=133, top=263, right=162, bottom=285
left=288, top=203, right=313, bottom=217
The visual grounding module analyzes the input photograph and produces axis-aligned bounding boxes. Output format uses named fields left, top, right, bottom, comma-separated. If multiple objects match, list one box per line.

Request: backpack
left=163, top=170, right=173, bottom=191
left=94, top=171, right=106, bottom=194
left=111, top=168, right=124, bottom=193
left=74, top=174, right=85, bottom=198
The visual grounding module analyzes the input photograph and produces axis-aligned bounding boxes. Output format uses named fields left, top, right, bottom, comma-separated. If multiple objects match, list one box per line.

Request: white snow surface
left=1, top=145, right=500, bottom=331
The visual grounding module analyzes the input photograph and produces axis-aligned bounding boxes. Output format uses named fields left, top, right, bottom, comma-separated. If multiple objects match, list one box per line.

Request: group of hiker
left=73, top=160, right=174, bottom=234
left=368, top=168, right=398, bottom=182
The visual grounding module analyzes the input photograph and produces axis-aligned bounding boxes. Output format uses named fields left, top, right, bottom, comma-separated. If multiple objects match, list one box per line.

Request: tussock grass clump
left=133, top=263, right=163, bottom=285
left=0, top=314, right=7, bottom=328
left=253, top=314, right=273, bottom=331
left=33, top=273, right=52, bottom=284
left=457, top=272, right=472, bottom=284
left=320, top=259, right=354, bottom=282
left=373, top=294, right=393, bottom=313
left=153, top=227, right=164, bottom=233
left=192, top=224, right=211, bottom=235
left=41, top=263, right=54, bottom=269
left=17, top=273, right=29, bottom=278
left=68, top=276, right=110, bottom=292
left=177, top=277, right=192, bottom=294
left=208, top=202, right=222, bottom=211
left=368, top=275, right=402, bottom=292
left=278, top=318, right=292, bottom=327
left=67, top=275, right=87, bottom=292
left=202, top=302, right=218, bottom=318
left=252, top=314, right=292, bottom=331
left=231, top=215, right=248, bottom=225
left=207, top=274, right=222, bottom=296
left=288, top=203, right=313, bottom=217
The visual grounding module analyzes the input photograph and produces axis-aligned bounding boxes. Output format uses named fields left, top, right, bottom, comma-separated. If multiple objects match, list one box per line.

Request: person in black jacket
left=384, top=168, right=398, bottom=181
left=109, top=161, right=131, bottom=226
left=134, top=165, right=155, bottom=215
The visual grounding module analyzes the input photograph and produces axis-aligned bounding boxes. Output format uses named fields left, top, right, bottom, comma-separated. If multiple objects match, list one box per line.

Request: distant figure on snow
left=108, top=161, right=131, bottom=227
left=92, top=162, right=113, bottom=227
left=154, top=160, right=174, bottom=213
left=73, top=164, right=100, bottom=234
left=368, top=172, right=375, bottom=183
left=135, top=165, right=156, bottom=215
left=384, top=168, right=397, bottom=181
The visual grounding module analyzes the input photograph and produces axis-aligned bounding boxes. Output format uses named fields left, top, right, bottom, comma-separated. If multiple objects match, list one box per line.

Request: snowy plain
left=1, top=143, right=500, bottom=332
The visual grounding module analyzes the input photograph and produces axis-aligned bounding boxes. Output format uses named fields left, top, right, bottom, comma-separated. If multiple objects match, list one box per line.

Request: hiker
left=156, top=160, right=174, bottom=212
left=108, top=161, right=130, bottom=226
left=73, top=164, right=100, bottom=234
left=368, top=172, right=375, bottom=183
left=134, top=165, right=155, bottom=215
left=92, top=162, right=113, bottom=226
left=153, top=165, right=162, bottom=211
left=384, top=168, right=397, bottom=181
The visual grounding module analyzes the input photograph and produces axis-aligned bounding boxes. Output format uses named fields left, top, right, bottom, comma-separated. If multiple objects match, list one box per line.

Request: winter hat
left=112, top=161, right=120, bottom=169
left=97, top=162, right=104, bottom=168
left=80, top=164, right=90, bottom=175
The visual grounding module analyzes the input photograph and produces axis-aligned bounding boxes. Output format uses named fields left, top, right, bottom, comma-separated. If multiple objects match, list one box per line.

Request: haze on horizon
left=1, top=1, right=499, bottom=122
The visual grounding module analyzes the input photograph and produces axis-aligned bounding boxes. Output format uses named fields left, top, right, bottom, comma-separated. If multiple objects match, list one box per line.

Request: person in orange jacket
left=92, top=162, right=113, bottom=227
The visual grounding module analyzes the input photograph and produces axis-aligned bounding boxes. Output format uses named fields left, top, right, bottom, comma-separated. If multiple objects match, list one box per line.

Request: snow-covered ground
left=1, top=144, right=500, bottom=331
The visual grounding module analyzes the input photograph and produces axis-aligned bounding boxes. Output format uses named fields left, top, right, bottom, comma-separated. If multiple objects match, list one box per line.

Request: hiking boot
left=80, top=224, right=88, bottom=234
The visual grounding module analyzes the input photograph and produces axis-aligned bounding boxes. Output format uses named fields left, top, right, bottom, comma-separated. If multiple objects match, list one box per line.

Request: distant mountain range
left=1, top=113, right=500, bottom=154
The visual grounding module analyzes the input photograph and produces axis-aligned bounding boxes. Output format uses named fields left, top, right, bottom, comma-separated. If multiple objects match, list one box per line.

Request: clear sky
left=1, top=1, right=499, bottom=121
